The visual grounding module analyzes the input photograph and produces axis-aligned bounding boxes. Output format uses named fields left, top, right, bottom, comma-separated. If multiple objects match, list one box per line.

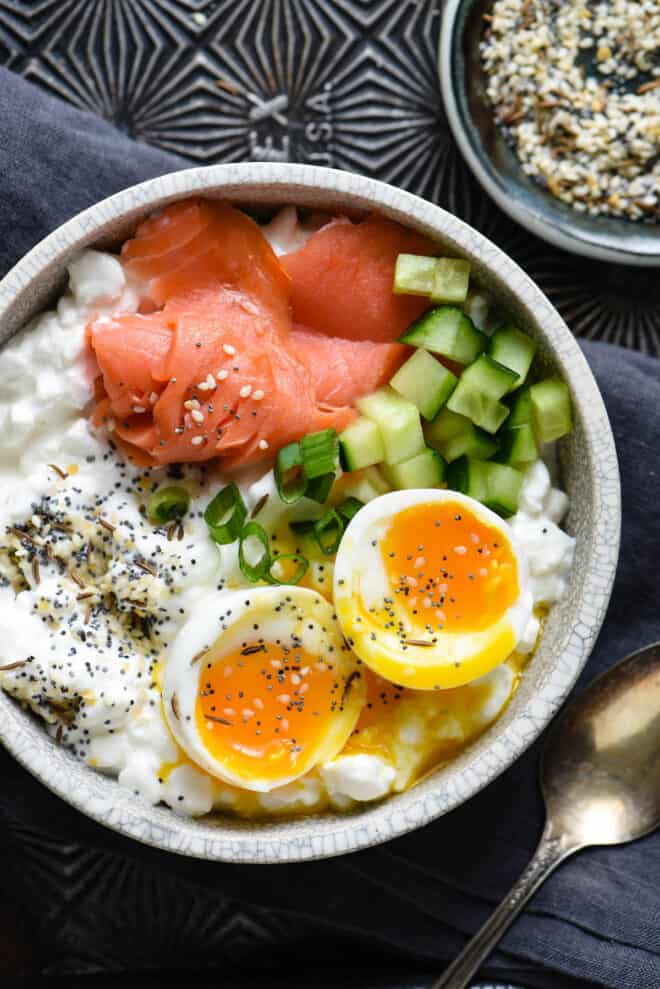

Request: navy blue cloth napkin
left=0, top=68, right=658, bottom=989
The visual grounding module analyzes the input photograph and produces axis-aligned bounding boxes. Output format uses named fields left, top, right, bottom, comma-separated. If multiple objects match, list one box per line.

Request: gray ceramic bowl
left=0, top=163, right=620, bottom=862
left=440, top=0, right=660, bottom=267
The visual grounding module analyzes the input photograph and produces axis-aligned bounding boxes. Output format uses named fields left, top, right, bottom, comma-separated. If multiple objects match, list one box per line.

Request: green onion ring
left=204, top=484, right=247, bottom=544
left=313, top=509, right=345, bottom=556
left=267, top=553, right=309, bottom=586
left=275, top=442, right=307, bottom=504
left=300, top=428, right=339, bottom=480
left=147, top=486, right=191, bottom=525
left=336, top=496, right=364, bottom=522
left=238, top=522, right=271, bottom=581
left=305, top=471, right=335, bottom=504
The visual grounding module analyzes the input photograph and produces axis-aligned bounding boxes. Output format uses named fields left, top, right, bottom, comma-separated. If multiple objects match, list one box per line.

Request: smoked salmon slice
left=87, top=199, right=437, bottom=471
left=280, top=215, right=436, bottom=343
left=290, top=327, right=409, bottom=407
left=122, top=199, right=291, bottom=313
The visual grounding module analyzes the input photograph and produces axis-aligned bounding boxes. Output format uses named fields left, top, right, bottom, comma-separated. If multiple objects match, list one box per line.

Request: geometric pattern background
left=0, top=2, right=651, bottom=986
left=0, top=0, right=657, bottom=355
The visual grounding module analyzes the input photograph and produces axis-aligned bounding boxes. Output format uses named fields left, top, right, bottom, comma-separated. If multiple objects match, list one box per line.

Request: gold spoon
left=432, top=641, right=660, bottom=989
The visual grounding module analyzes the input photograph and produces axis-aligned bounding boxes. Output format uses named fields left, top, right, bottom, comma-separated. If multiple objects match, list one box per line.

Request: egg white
left=333, top=489, right=534, bottom=690
left=163, top=585, right=366, bottom=792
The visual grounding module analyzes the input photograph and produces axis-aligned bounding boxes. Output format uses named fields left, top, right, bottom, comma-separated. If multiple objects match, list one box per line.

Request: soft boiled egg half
left=333, top=490, right=533, bottom=690
left=163, top=586, right=366, bottom=792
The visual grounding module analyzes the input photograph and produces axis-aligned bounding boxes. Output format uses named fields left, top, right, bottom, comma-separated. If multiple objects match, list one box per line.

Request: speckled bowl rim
left=0, top=163, right=620, bottom=863
left=439, top=0, right=660, bottom=267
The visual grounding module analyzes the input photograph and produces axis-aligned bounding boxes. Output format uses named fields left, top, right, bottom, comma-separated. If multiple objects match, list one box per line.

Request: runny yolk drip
left=356, top=669, right=408, bottom=732
left=379, top=501, right=519, bottom=635
left=195, top=641, right=345, bottom=784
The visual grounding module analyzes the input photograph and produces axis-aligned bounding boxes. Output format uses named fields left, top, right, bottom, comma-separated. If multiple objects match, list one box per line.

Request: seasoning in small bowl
left=480, top=0, right=659, bottom=222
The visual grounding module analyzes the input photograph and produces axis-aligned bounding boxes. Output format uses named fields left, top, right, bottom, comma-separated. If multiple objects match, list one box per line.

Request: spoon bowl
left=543, top=641, right=660, bottom=849
left=433, top=640, right=660, bottom=988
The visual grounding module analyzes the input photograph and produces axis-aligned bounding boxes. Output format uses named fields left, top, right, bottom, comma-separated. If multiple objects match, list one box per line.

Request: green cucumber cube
left=393, top=254, right=437, bottom=296
left=430, top=258, right=471, bottom=304
left=483, top=462, right=523, bottom=517
left=488, top=326, right=537, bottom=388
left=443, top=426, right=499, bottom=463
left=424, top=406, right=470, bottom=448
left=342, top=466, right=390, bottom=503
left=446, top=457, right=522, bottom=516
left=390, top=349, right=458, bottom=421
left=357, top=387, right=425, bottom=465
left=447, top=380, right=510, bottom=434
left=446, top=456, right=489, bottom=503
left=507, top=387, right=533, bottom=427
left=496, top=423, right=538, bottom=466
left=382, top=447, right=446, bottom=490
left=530, top=378, right=573, bottom=442
left=339, top=416, right=384, bottom=471
left=460, top=354, right=518, bottom=400
left=400, top=306, right=487, bottom=365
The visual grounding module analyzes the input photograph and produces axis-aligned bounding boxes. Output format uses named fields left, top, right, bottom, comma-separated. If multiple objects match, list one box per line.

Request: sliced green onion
left=275, top=442, right=307, bottom=504
left=314, top=509, right=344, bottom=556
left=267, top=552, right=309, bottom=585
left=305, top=471, right=335, bottom=504
left=336, top=497, right=364, bottom=522
left=204, top=484, right=247, bottom=544
left=301, top=428, right=339, bottom=480
left=289, top=519, right=316, bottom=537
left=147, top=486, right=190, bottom=525
left=238, top=522, right=271, bottom=581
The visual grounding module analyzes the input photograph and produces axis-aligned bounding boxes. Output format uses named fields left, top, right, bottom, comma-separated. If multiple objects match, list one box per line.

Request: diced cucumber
left=430, top=258, right=471, bottom=304
left=447, top=380, right=509, bottom=434
left=400, top=306, right=487, bottom=365
left=425, top=407, right=498, bottom=462
left=339, top=416, right=384, bottom=471
left=390, top=349, right=458, bottom=421
left=443, top=425, right=499, bottom=463
left=482, top=462, right=523, bottom=517
left=424, top=406, right=470, bottom=448
left=446, top=456, right=489, bottom=503
left=530, top=378, right=573, bottom=442
left=393, top=254, right=437, bottom=296
left=507, top=387, right=533, bottom=427
left=488, top=326, right=537, bottom=389
left=357, top=387, right=425, bottom=465
left=496, top=423, right=538, bottom=466
left=381, top=447, right=446, bottom=490
left=447, top=457, right=523, bottom=517
left=342, top=466, right=390, bottom=503
left=460, top=354, right=518, bottom=400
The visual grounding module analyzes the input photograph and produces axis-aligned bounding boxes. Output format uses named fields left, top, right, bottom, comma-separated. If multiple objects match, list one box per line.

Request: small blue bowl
left=439, top=0, right=660, bottom=267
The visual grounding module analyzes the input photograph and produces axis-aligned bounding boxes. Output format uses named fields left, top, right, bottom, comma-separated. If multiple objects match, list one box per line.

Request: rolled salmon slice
left=121, top=199, right=291, bottom=312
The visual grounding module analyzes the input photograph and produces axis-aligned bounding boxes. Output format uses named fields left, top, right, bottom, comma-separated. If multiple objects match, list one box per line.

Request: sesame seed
left=258, top=439, right=269, bottom=451
left=217, top=369, right=228, bottom=380
left=223, top=344, right=236, bottom=356
left=191, top=436, right=204, bottom=446
left=190, top=409, right=204, bottom=424
left=239, top=384, right=252, bottom=398
left=252, top=389, right=264, bottom=401
left=132, top=405, right=146, bottom=414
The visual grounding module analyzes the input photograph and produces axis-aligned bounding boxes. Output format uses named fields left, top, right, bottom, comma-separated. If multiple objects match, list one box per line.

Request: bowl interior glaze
left=0, top=163, right=620, bottom=862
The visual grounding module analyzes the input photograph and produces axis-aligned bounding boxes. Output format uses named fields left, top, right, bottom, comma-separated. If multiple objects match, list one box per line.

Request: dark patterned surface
left=0, top=0, right=658, bottom=353
left=0, top=1, right=648, bottom=985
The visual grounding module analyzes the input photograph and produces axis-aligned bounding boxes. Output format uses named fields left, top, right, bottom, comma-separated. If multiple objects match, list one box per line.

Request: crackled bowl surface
left=0, top=163, right=620, bottom=863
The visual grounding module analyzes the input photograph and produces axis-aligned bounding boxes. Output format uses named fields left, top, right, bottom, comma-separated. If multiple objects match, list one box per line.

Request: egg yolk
left=378, top=501, right=519, bottom=636
left=195, top=640, right=357, bottom=785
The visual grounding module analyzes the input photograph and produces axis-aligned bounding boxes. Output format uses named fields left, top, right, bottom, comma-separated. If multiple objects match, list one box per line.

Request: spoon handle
left=430, top=829, right=575, bottom=989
